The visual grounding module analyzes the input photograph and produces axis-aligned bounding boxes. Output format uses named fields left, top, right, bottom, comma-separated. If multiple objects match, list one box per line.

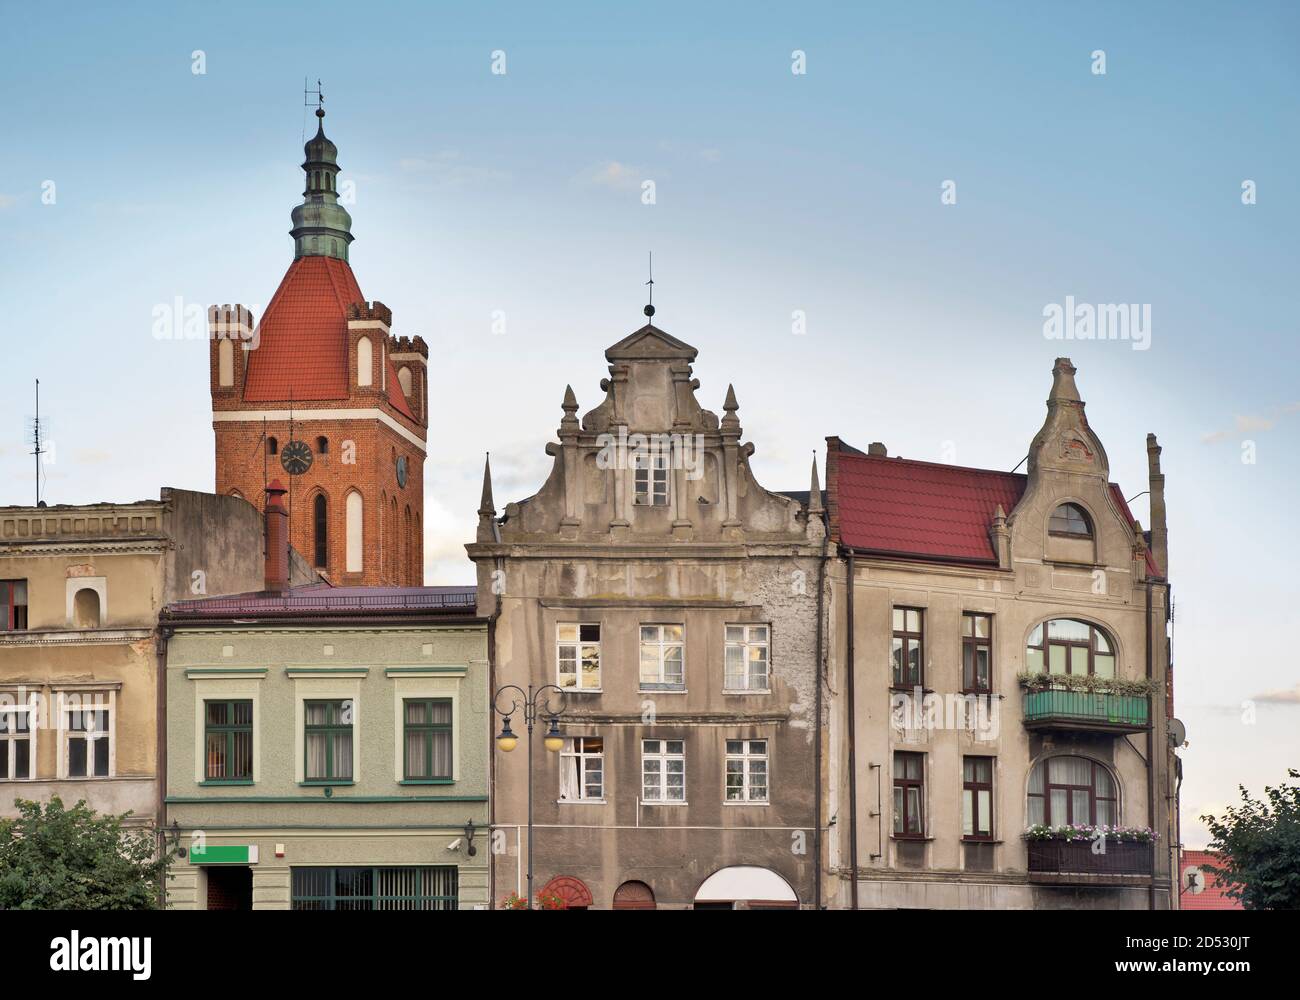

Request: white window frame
left=641, top=738, right=686, bottom=804
left=558, top=736, right=605, bottom=803
left=724, top=624, right=770, bottom=692
left=633, top=451, right=670, bottom=506
left=725, top=738, right=768, bottom=804
left=556, top=623, right=602, bottom=692
left=639, top=624, right=685, bottom=691
left=0, top=696, right=36, bottom=781
left=57, top=690, right=115, bottom=780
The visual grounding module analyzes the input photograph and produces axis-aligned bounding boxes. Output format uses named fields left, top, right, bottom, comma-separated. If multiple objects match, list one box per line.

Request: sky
left=1, top=1, right=1296, bottom=849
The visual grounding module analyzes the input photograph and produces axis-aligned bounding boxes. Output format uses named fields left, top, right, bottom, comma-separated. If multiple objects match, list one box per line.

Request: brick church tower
left=208, top=106, right=427, bottom=586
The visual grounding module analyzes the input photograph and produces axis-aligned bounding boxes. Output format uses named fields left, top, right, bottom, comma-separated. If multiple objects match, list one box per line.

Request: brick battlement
left=208, top=303, right=256, bottom=331
left=389, top=334, right=429, bottom=359
left=346, top=300, right=392, bottom=326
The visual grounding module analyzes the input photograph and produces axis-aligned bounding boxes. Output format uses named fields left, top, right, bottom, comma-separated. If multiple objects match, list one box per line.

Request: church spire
left=290, top=99, right=354, bottom=262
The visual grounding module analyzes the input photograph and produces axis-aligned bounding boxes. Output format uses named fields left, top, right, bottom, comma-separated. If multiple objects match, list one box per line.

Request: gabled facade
left=468, top=322, right=827, bottom=909
left=823, top=358, right=1177, bottom=909
left=209, top=109, right=427, bottom=586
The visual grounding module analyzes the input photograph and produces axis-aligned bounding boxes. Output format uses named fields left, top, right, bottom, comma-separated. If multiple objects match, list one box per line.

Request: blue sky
left=1, top=1, right=1296, bottom=848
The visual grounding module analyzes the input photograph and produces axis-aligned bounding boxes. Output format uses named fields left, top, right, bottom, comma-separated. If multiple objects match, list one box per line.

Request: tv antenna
left=302, top=78, right=324, bottom=143
left=25, top=379, right=50, bottom=506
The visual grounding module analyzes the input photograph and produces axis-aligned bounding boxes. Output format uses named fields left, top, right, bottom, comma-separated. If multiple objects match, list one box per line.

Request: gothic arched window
left=313, top=493, right=328, bottom=569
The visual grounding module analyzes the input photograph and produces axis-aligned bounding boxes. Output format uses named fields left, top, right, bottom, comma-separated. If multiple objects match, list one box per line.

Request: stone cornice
left=0, top=627, right=154, bottom=647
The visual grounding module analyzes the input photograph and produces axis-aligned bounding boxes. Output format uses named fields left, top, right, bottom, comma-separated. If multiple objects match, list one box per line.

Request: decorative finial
left=643, top=251, right=655, bottom=321
left=809, top=454, right=824, bottom=514
left=478, top=453, right=495, bottom=517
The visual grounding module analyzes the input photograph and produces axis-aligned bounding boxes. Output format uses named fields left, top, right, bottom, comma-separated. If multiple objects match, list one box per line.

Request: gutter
left=845, top=548, right=859, bottom=909
left=813, top=526, right=828, bottom=909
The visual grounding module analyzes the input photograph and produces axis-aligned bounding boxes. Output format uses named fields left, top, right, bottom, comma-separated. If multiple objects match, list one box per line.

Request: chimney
left=1146, top=433, right=1167, bottom=577
left=868, top=442, right=887, bottom=457
left=264, top=479, right=290, bottom=594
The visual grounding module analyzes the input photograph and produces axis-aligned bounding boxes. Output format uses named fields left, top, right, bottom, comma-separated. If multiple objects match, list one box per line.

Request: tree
left=1201, top=768, right=1300, bottom=910
left=0, top=797, right=172, bottom=910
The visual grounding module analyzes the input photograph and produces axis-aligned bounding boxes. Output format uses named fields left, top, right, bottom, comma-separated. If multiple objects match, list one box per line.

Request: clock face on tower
left=280, top=439, right=313, bottom=476
left=396, top=455, right=408, bottom=489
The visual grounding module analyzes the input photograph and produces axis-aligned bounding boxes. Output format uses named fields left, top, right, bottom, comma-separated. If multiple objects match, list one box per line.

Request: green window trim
left=204, top=699, right=253, bottom=781
left=399, top=778, right=455, bottom=786
left=403, top=698, right=453, bottom=781
left=304, top=699, right=353, bottom=781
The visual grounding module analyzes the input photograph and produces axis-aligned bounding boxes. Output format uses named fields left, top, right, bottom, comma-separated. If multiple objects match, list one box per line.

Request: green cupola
left=290, top=107, right=354, bottom=261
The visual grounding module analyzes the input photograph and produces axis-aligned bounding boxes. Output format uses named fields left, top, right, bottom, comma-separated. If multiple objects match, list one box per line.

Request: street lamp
left=493, top=683, right=565, bottom=909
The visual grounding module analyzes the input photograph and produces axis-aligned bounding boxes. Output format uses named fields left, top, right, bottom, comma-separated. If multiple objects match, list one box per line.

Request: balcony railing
left=1027, top=837, right=1154, bottom=883
left=1021, top=688, right=1149, bottom=733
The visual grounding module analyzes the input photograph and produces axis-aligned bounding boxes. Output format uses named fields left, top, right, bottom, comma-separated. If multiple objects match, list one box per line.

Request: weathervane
left=644, top=251, right=655, bottom=321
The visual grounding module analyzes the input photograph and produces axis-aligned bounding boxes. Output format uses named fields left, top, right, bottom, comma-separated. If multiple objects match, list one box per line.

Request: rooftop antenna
left=643, top=251, right=655, bottom=323
left=302, top=78, right=324, bottom=143
left=25, top=379, right=48, bottom=506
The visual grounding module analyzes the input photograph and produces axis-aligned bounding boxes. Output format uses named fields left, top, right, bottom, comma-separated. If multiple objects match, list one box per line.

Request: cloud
left=575, top=160, right=644, bottom=192
left=1202, top=402, right=1300, bottom=443
left=1248, top=685, right=1300, bottom=705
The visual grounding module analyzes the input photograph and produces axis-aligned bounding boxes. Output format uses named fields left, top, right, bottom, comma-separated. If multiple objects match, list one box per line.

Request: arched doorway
left=612, top=880, right=656, bottom=910
left=694, top=866, right=798, bottom=910
left=540, top=876, right=592, bottom=910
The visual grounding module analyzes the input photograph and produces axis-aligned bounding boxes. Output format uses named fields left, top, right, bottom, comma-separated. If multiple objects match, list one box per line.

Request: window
left=1, top=581, right=28, bottom=631
left=205, top=700, right=253, bottom=781
left=1026, top=619, right=1116, bottom=678
left=267, top=436, right=278, bottom=456
left=345, top=491, right=363, bottom=573
left=642, top=739, right=685, bottom=803
left=305, top=700, right=353, bottom=781
left=893, top=751, right=924, bottom=837
left=357, top=335, right=373, bottom=387
left=725, top=739, right=768, bottom=803
left=73, top=588, right=101, bottom=628
left=63, top=695, right=111, bottom=778
left=724, top=624, right=770, bottom=692
left=633, top=451, right=669, bottom=506
left=962, top=756, right=994, bottom=839
left=316, top=436, right=329, bottom=455
left=0, top=701, right=34, bottom=780
left=557, top=624, right=601, bottom=691
left=891, top=607, right=924, bottom=688
left=1027, top=755, right=1116, bottom=826
left=291, top=866, right=458, bottom=911
left=559, top=737, right=604, bottom=801
left=403, top=699, right=452, bottom=780
left=1049, top=502, right=1092, bottom=537
left=313, top=493, right=328, bottom=568
left=962, top=613, right=992, bottom=693
left=640, top=625, right=685, bottom=689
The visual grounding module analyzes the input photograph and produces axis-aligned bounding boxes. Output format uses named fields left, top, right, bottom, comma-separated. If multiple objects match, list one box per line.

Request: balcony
left=1021, top=688, right=1149, bottom=734
left=1027, top=837, right=1154, bottom=886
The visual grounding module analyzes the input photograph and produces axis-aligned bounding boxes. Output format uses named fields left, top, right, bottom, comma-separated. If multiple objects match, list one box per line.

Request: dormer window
left=633, top=452, right=669, bottom=506
left=1049, top=503, right=1092, bottom=537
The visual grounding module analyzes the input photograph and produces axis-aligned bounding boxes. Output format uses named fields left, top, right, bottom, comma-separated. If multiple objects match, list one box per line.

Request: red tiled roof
left=243, top=257, right=416, bottom=421
left=1179, top=850, right=1245, bottom=910
left=834, top=453, right=1025, bottom=565
left=833, top=452, right=1162, bottom=576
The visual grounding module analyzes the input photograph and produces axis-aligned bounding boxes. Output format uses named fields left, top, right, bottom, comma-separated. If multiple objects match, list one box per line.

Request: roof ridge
left=838, top=451, right=1026, bottom=481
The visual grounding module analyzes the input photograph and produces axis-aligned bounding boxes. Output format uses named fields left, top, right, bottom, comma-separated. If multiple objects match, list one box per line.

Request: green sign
left=191, top=844, right=258, bottom=864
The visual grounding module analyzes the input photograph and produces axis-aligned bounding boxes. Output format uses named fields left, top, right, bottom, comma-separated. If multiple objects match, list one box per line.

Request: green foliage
left=1023, top=823, right=1157, bottom=843
left=1201, top=768, right=1300, bottom=910
left=1017, top=671, right=1156, bottom=697
left=0, top=797, right=173, bottom=910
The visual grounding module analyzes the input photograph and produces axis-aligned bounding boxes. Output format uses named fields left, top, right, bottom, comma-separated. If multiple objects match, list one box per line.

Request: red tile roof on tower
left=243, top=256, right=416, bottom=421
left=832, top=450, right=1161, bottom=575
left=1179, top=850, right=1245, bottom=910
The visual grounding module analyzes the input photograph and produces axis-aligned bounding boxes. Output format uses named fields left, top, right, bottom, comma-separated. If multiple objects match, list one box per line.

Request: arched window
left=1027, top=619, right=1115, bottom=678
left=398, top=365, right=413, bottom=399
left=1027, top=756, right=1116, bottom=826
left=313, top=493, right=328, bottom=569
left=218, top=337, right=234, bottom=387
left=73, top=588, right=101, bottom=629
left=404, top=505, right=413, bottom=584
left=267, top=436, right=278, bottom=456
left=316, top=436, right=329, bottom=455
left=612, top=881, right=656, bottom=910
left=1049, top=502, right=1092, bottom=537
left=345, top=491, right=363, bottom=573
left=357, top=336, right=373, bottom=387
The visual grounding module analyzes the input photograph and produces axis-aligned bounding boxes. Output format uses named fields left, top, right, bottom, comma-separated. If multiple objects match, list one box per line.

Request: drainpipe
left=155, top=626, right=169, bottom=909
left=486, top=519, right=505, bottom=911
left=845, top=549, right=859, bottom=909
left=813, top=530, right=828, bottom=910
left=1145, top=579, right=1156, bottom=910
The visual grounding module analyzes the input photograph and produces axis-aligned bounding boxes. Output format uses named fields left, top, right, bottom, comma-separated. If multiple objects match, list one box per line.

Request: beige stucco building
left=468, top=322, right=826, bottom=909
left=822, top=359, right=1178, bottom=909
left=0, top=489, right=299, bottom=831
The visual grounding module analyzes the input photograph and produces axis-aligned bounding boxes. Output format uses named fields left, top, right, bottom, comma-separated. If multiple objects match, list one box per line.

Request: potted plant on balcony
left=1023, top=824, right=1157, bottom=876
